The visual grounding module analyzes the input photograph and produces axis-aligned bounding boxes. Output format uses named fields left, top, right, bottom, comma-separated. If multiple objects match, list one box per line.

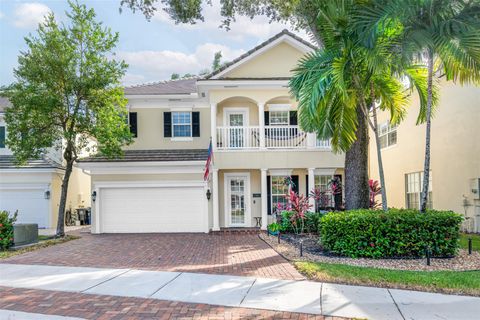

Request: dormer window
left=172, top=112, right=192, bottom=137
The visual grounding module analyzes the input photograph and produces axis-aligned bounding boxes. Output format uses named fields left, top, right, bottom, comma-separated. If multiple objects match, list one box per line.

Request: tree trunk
left=371, top=104, right=388, bottom=211
left=420, top=50, right=434, bottom=213
left=345, top=106, right=370, bottom=210
left=56, top=146, right=74, bottom=237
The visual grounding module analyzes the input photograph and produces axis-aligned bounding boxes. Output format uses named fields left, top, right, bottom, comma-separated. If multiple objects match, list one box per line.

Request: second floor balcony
left=216, top=125, right=331, bottom=150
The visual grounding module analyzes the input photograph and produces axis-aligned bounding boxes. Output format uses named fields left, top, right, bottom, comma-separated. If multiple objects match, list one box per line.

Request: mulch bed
left=260, top=232, right=480, bottom=271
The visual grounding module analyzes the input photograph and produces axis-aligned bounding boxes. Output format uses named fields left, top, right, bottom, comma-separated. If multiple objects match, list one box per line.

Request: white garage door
left=0, top=189, right=49, bottom=228
left=100, top=186, right=206, bottom=233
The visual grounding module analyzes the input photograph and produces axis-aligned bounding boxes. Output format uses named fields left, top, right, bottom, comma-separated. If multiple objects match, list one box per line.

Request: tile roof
left=0, top=96, right=12, bottom=113
left=205, top=29, right=317, bottom=79
left=79, top=149, right=208, bottom=163
left=124, top=78, right=198, bottom=96
left=0, top=155, right=64, bottom=170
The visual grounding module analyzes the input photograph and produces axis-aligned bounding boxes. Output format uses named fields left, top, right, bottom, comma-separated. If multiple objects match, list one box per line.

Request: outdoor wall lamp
left=44, top=190, right=50, bottom=199
left=206, top=189, right=212, bottom=200
left=91, top=191, right=97, bottom=202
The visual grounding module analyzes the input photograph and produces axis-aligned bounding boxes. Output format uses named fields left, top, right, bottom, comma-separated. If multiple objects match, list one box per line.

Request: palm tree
left=289, top=0, right=428, bottom=210
left=357, top=0, right=480, bottom=212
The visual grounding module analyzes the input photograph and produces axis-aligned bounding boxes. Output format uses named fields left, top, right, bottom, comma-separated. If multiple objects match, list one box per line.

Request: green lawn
left=295, top=261, right=480, bottom=296
left=460, top=233, right=480, bottom=252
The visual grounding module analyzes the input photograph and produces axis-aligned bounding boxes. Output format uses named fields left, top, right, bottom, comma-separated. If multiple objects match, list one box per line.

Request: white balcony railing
left=216, top=126, right=260, bottom=149
left=216, top=126, right=332, bottom=150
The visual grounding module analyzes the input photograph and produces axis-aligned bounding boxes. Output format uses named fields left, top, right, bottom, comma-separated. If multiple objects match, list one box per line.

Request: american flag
left=204, top=139, right=213, bottom=181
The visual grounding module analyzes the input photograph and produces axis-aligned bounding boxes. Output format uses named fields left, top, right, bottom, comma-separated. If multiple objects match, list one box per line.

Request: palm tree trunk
left=371, top=104, right=388, bottom=211
left=420, top=50, right=434, bottom=213
left=345, top=106, right=370, bottom=210
left=56, top=145, right=74, bottom=237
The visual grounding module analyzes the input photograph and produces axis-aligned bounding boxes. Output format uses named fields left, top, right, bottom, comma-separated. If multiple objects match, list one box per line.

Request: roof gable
left=208, top=30, right=316, bottom=80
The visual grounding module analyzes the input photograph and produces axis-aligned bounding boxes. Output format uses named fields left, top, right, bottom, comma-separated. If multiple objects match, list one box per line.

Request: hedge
left=0, top=210, right=17, bottom=250
left=319, top=209, right=463, bottom=258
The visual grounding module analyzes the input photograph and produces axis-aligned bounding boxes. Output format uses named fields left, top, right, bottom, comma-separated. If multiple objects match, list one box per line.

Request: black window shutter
left=291, top=175, right=299, bottom=193
left=192, top=111, right=200, bottom=137
left=164, top=112, right=172, bottom=137
left=129, top=112, right=137, bottom=138
left=305, top=175, right=309, bottom=196
left=264, top=111, right=270, bottom=125
left=0, top=126, right=5, bottom=148
left=289, top=111, right=298, bottom=125
left=267, top=175, right=271, bottom=215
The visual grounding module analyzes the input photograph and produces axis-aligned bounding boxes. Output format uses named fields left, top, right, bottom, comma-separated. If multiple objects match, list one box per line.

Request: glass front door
left=228, top=176, right=247, bottom=226
left=228, top=112, right=245, bottom=148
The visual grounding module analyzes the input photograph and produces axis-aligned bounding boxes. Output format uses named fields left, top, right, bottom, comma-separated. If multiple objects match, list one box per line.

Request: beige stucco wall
left=215, top=150, right=344, bottom=170
left=369, top=81, right=480, bottom=232
left=124, top=107, right=211, bottom=150
left=223, top=42, right=306, bottom=78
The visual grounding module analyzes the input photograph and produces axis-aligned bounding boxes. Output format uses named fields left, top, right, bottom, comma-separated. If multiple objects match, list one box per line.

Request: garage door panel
left=100, top=186, right=205, bottom=233
left=0, top=189, right=49, bottom=228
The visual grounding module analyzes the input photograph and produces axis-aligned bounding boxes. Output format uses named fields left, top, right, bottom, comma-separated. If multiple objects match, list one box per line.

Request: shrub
left=0, top=210, right=17, bottom=250
left=279, top=211, right=325, bottom=234
left=320, top=209, right=463, bottom=258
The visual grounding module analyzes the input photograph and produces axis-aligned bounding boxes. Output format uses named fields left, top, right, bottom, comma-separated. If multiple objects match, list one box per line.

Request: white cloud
left=153, top=0, right=308, bottom=42
left=13, top=3, right=51, bottom=29
left=0, top=11, right=4, bottom=20
left=118, top=43, right=245, bottom=85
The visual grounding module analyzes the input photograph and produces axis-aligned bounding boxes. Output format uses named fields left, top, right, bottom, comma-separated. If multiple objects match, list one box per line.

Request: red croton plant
left=369, top=179, right=382, bottom=209
left=285, top=190, right=312, bottom=235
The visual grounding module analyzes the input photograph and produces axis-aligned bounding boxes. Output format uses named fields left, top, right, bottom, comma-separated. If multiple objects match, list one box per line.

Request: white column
left=93, top=188, right=100, bottom=234
left=308, top=168, right=316, bottom=210
left=211, top=103, right=217, bottom=150
left=261, top=168, right=268, bottom=230
left=307, top=132, right=316, bottom=149
left=258, top=103, right=266, bottom=149
left=212, top=168, right=220, bottom=231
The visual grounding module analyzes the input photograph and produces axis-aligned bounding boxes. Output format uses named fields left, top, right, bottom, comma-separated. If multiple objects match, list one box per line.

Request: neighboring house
left=369, top=80, right=480, bottom=233
left=78, top=30, right=345, bottom=234
left=0, top=97, right=91, bottom=228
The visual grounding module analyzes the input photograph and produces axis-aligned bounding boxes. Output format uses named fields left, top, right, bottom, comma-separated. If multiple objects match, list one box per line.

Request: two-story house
left=78, top=30, right=345, bottom=234
left=0, top=97, right=91, bottom=228
left=368, top=80, right=480, bottom=233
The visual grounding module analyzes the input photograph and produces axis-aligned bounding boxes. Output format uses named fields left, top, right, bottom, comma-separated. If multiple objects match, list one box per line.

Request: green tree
left=1, top=1, right=132, bottom=236
left=357, top=0, right=480, bottom=211
left=171, top=73, right=180, bottom=80
left=289, top=0, right=430, bottom=210
left=212, top=51, right=222, bottom=71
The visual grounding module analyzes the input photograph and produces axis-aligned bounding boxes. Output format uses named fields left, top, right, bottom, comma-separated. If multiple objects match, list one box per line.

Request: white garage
left=0, top=186, right=50, bottom=228
left=97, top=184, right=208, bottom=233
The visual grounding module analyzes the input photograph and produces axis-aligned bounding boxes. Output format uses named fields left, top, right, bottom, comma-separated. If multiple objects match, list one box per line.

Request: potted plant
left=267, top=222, right=280, bottom=236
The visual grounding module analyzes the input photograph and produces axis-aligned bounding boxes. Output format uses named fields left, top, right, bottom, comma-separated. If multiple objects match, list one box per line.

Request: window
left=271, top=176, right=289, bottom=212
left=405, top=171, right=432, bottom=209
left=0, top=126, right=5, bottom=148
left=379, top=121, right=397, bottom=149
left=314, top=175, right=333, bottom=209
left=269, top=111, right=289, bottom=125
left=172, top=112, right=192, bottom=137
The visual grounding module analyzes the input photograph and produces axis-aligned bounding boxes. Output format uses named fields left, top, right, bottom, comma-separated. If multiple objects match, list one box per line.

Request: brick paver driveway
left=1, top=231, right=303, bottom=280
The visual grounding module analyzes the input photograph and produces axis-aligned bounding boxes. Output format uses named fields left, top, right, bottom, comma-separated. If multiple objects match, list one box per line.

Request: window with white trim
left=314, top=175, right=333, bottom=209
left=405, top=171, right=432, bottom=209
left=269, top=111, right=289, bottom=125
left=271, top=176, right=289, bottom=212
left=172, top=112, right=192, bottom=137
left=379, top=121, right=397, bottom=149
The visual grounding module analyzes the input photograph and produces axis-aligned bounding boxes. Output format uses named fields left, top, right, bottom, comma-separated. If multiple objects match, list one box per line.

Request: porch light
left=91, top=191, right=97, bottom=202
left=44, top=190, right=50, bottom=199
left=206, top=189, right=212, bottom=200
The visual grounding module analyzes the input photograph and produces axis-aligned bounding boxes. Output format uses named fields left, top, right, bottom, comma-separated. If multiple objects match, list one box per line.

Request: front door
left=227, top=111, right=246, bottom=148
left=226, top=174, right=249, bottom=227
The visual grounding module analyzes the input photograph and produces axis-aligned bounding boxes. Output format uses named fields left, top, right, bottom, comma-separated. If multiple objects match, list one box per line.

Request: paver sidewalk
left=1, top=263, right=479, bottom=320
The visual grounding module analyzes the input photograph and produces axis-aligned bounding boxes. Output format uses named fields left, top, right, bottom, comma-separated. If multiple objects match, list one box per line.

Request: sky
left=0, top=0, right=308, bottom=87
